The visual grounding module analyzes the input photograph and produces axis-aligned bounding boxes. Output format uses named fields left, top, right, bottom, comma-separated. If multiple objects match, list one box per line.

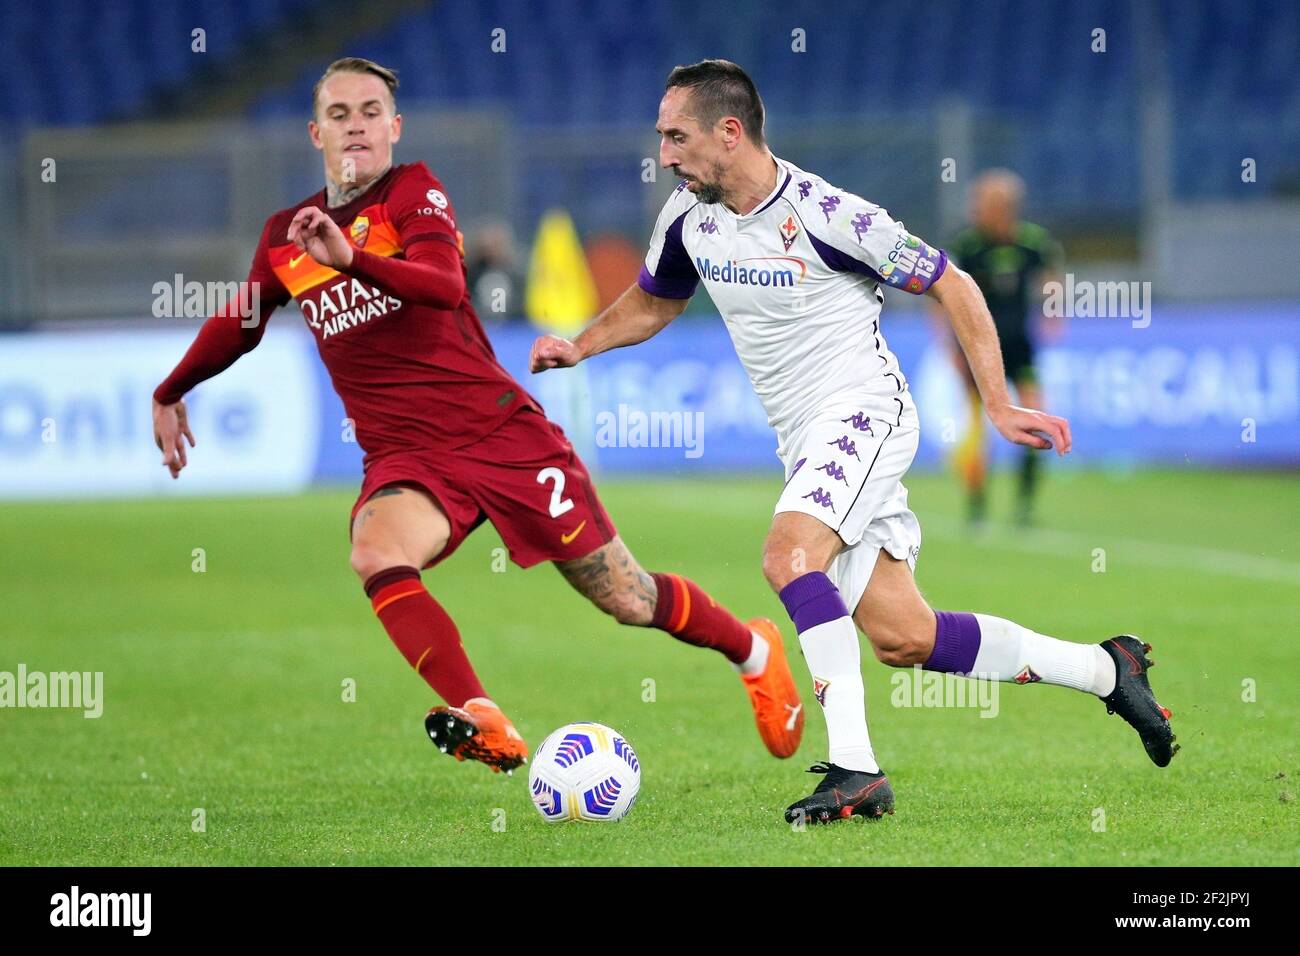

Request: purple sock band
left=778, top=572, right=849, bottom=634
left=925, top=611, right=982, bottom=675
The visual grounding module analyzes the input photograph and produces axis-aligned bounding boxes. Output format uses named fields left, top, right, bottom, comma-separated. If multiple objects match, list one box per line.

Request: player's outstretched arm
left=151, top=280, right=283, bottom=479
left=151, top=214, right=290, bottom=479
left=928, top=266, right=1072, bottom=455
left=530, top=283, right=688, bottom=372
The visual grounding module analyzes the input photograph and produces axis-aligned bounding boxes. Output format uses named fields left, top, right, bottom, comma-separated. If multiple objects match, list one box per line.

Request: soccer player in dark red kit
left=151, top=58, right=804, bottom=773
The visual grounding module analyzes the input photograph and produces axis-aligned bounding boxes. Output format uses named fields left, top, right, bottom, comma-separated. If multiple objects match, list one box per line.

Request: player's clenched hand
left=530, top=335, right=582, bottom=372
left=988, top=403, right=1072, bottom=456
left=287, top=206, right=354, bottom=270
left=153, top=398, right=196, bottom=479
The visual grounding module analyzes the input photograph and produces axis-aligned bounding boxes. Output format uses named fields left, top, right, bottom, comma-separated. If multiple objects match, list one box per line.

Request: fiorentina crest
left=1013, top=665, right=1042, bottom=685
left=778, top=214, right=800, bottom=252
left=813, top=677, right=830, bottom=707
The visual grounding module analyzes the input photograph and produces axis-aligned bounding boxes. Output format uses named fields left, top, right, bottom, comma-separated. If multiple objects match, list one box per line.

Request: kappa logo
left=349, top=215, right=370, bottom=248
left=828, top=435, right=862, bottom=459
left=698, top=216, right=719, bottom=235
left=815, top=461, right=850, bottom=485
left=841, top=411, right=874, bottom=434
left=813, top=678, right=830, bottom=707
left=778, top=214, right=800, bottom=252
left=802, top=487, right=835, bottom=512
left=850, top=210, right=876, bottom=244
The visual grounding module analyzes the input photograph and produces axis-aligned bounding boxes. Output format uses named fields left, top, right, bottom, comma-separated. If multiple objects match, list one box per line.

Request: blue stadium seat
left=4, top=0, right=1294, bottom=213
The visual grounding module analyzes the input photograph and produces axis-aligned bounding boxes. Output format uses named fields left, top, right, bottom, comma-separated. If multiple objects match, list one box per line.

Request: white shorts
left=775, top=393, right=922, bottom=613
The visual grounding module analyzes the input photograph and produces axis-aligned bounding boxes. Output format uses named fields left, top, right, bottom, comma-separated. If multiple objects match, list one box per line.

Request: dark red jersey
left=156, top=162, right=536, bottom=462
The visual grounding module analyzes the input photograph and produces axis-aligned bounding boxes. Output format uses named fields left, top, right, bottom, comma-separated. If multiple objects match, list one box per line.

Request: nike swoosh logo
left=1115, top=643, right=1142, bottom=676
left=560, top=520, right=587, bottom=545
left=784, top=703, right=802, bottom=731
left=842, top=778, right=888, bottom=803
left=289, top=252, right=309, bottom=268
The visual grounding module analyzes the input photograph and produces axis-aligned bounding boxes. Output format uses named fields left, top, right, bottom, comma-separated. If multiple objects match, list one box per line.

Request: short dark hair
left=313, top=57, right=399, bottom=118
left=665, top=59, right=765, bottom=146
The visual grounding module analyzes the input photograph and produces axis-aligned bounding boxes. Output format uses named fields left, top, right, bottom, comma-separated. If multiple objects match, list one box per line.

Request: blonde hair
left=312, top=57, right=399, bottom=118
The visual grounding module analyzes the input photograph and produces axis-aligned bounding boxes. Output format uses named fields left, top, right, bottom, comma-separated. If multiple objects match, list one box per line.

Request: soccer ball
left=528, top=722, right=641, bottom=823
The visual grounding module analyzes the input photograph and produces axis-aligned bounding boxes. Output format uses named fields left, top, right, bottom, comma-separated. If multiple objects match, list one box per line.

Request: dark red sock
left=364, top=566, right=486, bottom=708
left=648, top=572, right=754, bottom=664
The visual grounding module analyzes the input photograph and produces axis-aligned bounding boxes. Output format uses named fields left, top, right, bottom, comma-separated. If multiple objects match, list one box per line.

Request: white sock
left=798, top=616, right=879, bottom=773
left=969, top=613, right=1116, bottom=696
left=733, top=631, right=771, bottom=676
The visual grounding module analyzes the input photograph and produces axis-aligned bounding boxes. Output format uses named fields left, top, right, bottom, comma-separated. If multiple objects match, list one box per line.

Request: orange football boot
left=741, top=618, right=804, bottom=758
left=425, top=697, right=528, bottom=773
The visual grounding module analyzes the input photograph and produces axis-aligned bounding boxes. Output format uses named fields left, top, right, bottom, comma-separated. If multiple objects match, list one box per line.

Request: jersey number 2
left=536, top=467, right=574, bottom=518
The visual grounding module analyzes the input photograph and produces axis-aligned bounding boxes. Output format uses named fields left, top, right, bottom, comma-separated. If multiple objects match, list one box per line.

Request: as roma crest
left=349, top=215, right=370, bottom=248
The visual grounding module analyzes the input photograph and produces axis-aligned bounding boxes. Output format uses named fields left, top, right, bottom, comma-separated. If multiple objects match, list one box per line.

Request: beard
left=677, top=161, right=725, bottom=205
left=692, top=180, right=724, bottom=204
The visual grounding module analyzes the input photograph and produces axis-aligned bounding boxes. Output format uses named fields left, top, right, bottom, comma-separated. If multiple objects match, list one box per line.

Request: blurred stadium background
left=0, top=0, right=1296, bottom=491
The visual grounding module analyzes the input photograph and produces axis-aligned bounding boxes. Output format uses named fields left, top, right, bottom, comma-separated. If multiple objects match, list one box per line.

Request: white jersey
left=639, top=156, right=947, bottom=458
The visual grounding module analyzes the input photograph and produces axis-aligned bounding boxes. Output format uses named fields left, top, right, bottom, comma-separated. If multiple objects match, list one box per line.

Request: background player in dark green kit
left=945, top=169, right=1064, bottom=525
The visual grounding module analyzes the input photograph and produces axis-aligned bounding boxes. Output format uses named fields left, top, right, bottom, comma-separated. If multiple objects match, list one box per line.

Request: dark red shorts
left=350, top=407, right=617, bottom=569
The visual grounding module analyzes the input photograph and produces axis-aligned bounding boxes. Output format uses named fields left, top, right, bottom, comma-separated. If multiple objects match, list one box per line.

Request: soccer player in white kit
left=531, top=60, right=1178, bottom=824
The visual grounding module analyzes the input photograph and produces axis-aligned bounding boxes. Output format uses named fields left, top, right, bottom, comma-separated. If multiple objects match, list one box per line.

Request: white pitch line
left=653, top=492, right=1300, bottom=586
left=921, top=516, right=1300, bottom=586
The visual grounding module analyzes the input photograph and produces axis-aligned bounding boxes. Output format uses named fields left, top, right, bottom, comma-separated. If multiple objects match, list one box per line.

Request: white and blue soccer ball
left=528, top=722, right=640, bottom=823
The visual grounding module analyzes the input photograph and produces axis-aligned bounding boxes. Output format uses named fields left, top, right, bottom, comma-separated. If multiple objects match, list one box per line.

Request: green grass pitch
left=1, top=468, right=1296, bottom=865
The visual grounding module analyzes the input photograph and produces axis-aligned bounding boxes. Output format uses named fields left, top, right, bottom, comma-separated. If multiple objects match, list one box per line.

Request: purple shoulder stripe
left=806, top=229, right=885, bottom=283
left=638, top=204, right=699, bottom=299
